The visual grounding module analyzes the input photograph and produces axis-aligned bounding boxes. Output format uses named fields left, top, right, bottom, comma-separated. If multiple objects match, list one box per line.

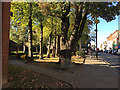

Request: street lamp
left=94, top=23, right=98, bottom=60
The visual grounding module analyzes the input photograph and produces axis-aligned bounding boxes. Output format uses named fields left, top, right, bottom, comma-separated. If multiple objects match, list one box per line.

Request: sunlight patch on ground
left=85, top=60, right=103, bottom=62
left=34, top=57, right=59, bottom=62
left=34, top=57, right=85, bottom=64
left=110, top=66, right=120, bottom=68
left=85, top=60, right=106, bottom=65
left=34, top=60, right=59, bottom=62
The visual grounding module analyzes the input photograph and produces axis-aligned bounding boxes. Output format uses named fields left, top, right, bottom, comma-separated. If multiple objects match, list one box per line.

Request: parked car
left=104, top=50, right=108, bottom=53
left=116, top=49, right=120, bottom=55
left=112, top=50, right=117, bottom=55
left=108, top=50, right=112, bottom=54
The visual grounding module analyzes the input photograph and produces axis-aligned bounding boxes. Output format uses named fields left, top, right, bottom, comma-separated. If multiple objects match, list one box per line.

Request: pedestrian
left=89, top=48, right=92, bottom=59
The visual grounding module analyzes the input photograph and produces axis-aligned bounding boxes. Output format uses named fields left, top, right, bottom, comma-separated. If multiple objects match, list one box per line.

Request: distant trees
left=11, top=2, right=34, bottom=59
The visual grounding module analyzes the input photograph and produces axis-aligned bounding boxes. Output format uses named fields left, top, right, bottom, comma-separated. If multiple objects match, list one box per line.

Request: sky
left=90, top=15, right=118, bottom=48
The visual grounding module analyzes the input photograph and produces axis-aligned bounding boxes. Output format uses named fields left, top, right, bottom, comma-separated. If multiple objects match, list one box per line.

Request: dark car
left=108, top=50, right=112, bottom=54
left=104, top=50, right=108, bottom=53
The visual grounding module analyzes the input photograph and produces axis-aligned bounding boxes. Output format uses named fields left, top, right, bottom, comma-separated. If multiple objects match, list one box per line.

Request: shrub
left=76, top=50, right=85, bottom=57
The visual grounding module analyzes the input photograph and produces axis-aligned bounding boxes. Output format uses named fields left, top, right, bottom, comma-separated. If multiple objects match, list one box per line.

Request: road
left=98, top=52, right=120, bottom=72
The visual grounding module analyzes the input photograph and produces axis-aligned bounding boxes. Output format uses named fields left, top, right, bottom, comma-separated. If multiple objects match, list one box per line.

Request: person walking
left=88, top=48, right=92, bottom=59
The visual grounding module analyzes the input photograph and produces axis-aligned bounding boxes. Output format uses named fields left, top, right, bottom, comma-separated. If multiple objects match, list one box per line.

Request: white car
left=116, top=49, right=120, bottom=55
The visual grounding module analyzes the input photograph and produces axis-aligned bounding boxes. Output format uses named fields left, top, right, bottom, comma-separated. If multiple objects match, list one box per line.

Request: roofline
left=107, top=30, right=118, bottom=39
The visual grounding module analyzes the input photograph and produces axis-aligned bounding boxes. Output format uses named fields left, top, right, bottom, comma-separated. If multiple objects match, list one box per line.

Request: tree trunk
left=47, top=32, right=52, bottom=58
left=56, top=35, right=60, bottom=56
left=58, top=3, right=70, bottom=64
left=47, top=17, right=53, bottom=58
left=59, top=49, right=72, bottom=69
left=23, top=41, right=25, bottom=53
left=16, top=46, right=19, bottom=57
left=79, top=39, right=82, bottom=51
left=52, top=29, right=56, bottom=57
left=39, top=22, right=43, bottom=59
left=28, top=3, right=33, bottom=59
left=58, top=17, right=70, bottom=64
left=28, top=20, right=33, bottom=58
left=73, top=45, right=78, bottom=55
left=58, top=3, right=88, bottom=68
left=23, top=44, right=25, bottom=53
left=28, top=19, right=33, bottom=58
left=36, top=46, right=38, bottom=52
left=76, top=43, right=79, bottom=51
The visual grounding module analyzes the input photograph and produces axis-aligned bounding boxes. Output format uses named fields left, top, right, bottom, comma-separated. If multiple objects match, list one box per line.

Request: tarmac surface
left=9, top=55, right=119, bottom=88
left=99, top=52, right=120, bottom=72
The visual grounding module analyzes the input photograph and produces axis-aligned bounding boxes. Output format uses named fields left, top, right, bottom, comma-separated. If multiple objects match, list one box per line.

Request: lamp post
left=94, top=23, right=98, bottom=60
left=94, top=17, right=100, bottom=59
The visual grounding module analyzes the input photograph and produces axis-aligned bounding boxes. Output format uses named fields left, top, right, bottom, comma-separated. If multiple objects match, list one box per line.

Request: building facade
left=118, top=15, right=120, bottom=48
left=106, top=30, right=118, bottom=50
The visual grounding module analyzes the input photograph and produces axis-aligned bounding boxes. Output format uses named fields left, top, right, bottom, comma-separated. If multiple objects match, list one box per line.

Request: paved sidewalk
left=9, top=56, right=119, bottom=88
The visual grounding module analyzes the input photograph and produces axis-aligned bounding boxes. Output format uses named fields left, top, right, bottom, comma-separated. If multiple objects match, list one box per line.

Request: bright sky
left=91, top=15, right=118, bottom=48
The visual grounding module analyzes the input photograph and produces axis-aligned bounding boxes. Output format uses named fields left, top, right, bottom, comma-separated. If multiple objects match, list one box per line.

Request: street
left=99, top=52, right=120, bottom=72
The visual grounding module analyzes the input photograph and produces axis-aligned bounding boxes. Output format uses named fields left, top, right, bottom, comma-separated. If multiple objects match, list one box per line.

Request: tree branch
left=69, top=12, right=88, bottom=51
left=60, top=2, right=71, bottom=44
left=68, top=3, right=83, bottom=47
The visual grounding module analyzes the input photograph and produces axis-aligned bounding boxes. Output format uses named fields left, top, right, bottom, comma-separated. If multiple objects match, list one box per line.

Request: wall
left=107, top=41, right=112, bottom=50
left=106, top=30, right=118, bottom=50
left=0, top=2, right=2, bottom=89
left=118, top=15, right=120, bottom=46
left=2, top=2, right=10, bottom=85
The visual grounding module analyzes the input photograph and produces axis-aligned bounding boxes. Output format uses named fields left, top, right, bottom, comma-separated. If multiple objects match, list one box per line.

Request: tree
left=39, top=21, right=43, bottom=59
left=55, top=18, right=61, bottom=56
left=52, top=17, right=60, bottom=57
left=44, top=16, right=61, bottom=58
left=38, top=2, right=119, bottom=65
left=33, top=2, right=53, bottom=59
left=11, top=2, right=49, bottom=59
left=46, top=17, right=53, bottom=58
left=11, top=2, right=34, bottom=59
left=28, top=3, right=33, bottom=58
left=52, top=28, right=56, bottom=57
left=89, top=30, right=96, bottom=46
left=78, top=23, right=90, bottom=51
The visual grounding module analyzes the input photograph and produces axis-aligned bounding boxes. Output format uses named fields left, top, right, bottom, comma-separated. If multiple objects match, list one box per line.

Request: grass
left=8, top=64, right=72, bottom=88
left=11, top=52, right=85, bottom=63
left=33, top=53, right=55, bottom=58
left=13, top=53, right=85, bottom=71
left=18, top=54, right=85, bottom=67
left=10, top=51, right=24, bottom=53
left=34, top=55, right=85, bottom=64
left=30, top=55, right=84, bottom=70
